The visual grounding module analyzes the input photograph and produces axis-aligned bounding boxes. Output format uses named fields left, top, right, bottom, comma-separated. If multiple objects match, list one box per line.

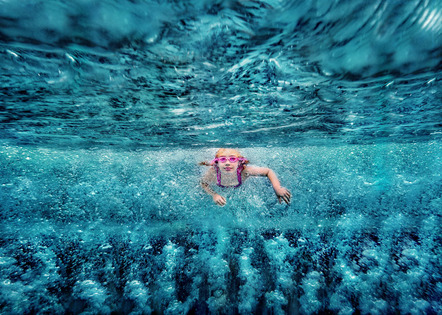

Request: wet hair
left=198, top=148, right=249, bottom=166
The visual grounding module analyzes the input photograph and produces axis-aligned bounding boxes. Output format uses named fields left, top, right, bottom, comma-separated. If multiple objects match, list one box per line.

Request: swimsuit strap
left=215, top=164, right=243, bottom=188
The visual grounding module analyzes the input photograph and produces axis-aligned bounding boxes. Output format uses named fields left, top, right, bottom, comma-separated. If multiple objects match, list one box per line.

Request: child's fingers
left=281, top=193, right=290, bottom=204
left=277, top=190, right=291, bottom=204
left=216, top=196, right=226, bottom=206
left=283, top=195, right=290, bottom=204
left=283, top=189, right=291, bottom=204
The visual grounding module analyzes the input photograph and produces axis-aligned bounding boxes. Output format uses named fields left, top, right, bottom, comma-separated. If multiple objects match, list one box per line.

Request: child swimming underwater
left=200, top=148, right=291, bottom=206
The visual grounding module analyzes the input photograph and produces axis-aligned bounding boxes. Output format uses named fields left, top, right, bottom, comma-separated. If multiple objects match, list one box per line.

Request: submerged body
left=200, top=148, right=291, bottom=206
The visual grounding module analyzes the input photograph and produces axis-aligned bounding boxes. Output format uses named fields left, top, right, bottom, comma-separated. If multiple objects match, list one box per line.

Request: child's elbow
left=264, top=168, right=272, bottom=176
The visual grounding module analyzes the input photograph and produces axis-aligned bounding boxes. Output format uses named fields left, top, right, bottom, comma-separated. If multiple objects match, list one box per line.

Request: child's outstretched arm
left=246, top=166, right=292, bottom=204
left=200, top=168, right=227, bottom=206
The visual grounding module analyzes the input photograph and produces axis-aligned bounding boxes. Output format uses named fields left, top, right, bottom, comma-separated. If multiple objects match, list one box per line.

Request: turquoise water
left=1, top=0, right=441, bottom=314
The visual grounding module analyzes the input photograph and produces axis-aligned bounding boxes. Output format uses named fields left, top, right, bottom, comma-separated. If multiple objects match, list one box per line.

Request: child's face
left=217, top=149, right=240, bottom=174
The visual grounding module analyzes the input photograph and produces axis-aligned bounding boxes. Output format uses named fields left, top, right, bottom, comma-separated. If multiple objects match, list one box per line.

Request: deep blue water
left=1, top=0, right=441, bottom=314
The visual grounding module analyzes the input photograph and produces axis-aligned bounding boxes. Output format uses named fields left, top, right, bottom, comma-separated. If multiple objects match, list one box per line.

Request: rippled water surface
left=1, top=0, right=441, bottom=147
left=1, top=0, right=441, bottom=313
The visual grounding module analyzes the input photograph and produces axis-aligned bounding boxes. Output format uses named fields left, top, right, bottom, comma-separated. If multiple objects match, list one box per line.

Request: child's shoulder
left=201, top=167, right=216, bottom=184
left=203, top=166, right=217, bottom=177
left=243, top=165, right=255, bottom=176
left=243, top=165, right=269, bottom=176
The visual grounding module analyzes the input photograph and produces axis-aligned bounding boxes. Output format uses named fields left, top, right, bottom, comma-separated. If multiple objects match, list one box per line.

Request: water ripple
left=0, top=0, right=440, bottom=147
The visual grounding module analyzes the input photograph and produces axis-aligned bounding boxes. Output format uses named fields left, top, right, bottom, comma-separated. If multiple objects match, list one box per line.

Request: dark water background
left=1, top=0, right=441, bottom=313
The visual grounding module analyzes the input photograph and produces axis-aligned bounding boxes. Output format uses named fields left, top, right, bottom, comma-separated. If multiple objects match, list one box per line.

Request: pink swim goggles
left=211, top=156, right=246, bottom=164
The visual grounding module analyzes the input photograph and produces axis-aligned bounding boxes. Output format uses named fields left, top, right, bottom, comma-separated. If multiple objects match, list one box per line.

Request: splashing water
left=0, top=0, right=441, bottom=313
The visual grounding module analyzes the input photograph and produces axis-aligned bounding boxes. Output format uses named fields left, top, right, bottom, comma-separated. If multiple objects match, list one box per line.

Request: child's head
left=211, top=148, right=249, bottom=174
left=213, top=148, right=244, bottom=174
left=199, top=148, right=249, bottom=169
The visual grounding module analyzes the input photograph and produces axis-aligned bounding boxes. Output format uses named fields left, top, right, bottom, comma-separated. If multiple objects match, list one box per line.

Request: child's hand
left=213, top=194, right=227, bottom=206
left=275, top=187, right=291, bottom=204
